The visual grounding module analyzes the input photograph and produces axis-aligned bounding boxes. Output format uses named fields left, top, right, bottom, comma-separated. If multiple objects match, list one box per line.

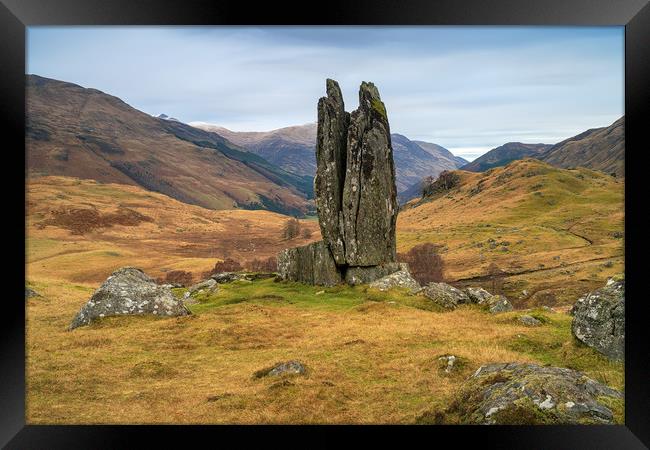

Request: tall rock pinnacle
left=342, top=81, right=397, bottom=266
left=278, top=79, right=399, bottom=285
left=314, top=79, right=349, bottom=265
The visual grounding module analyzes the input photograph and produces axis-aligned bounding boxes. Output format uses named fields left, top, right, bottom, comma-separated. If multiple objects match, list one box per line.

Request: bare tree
left=282, top=218, right=301, bottom=240
left=486, top=262, right=505, bottom=294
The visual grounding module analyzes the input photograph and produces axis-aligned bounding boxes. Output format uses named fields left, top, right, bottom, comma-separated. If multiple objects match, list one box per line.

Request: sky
left=27, top=26, right=624, bottom=161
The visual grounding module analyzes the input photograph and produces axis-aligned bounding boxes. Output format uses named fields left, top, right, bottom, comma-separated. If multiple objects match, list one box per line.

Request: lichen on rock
left=69, top=267, right=190, bottom=329
left=432, top=362, right=623, bottom=425
left=571, top=279, right=624, bottom=361
left=278, top=79, right=400, bottom=286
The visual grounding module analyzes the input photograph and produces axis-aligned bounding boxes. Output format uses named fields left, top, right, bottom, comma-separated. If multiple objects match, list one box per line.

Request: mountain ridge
left=191, top=122, right=468, bottom=192
left=26, top=74, right=313, bottom=216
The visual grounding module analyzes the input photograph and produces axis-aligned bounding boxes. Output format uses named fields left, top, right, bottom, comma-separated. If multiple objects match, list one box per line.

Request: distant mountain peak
left=156, top=113, right=180, bottom=122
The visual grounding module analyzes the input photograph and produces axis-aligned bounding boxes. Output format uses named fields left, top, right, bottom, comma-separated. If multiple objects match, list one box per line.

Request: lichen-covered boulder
left=69, top=267, right=190, bottom=329
left=571, top=279, right=624, bottom=361
left=443, top=363, right=623, bottom=425
left=345, top=262, right=401, bottom=286
left=420, top=282, right=471, bottom=309
left=486, top=294, right=513, bottom=314
left=464, top=287, right=493, bottom=304
left=277, top=240, right=342, bottom=286
left=368, top=264, right=420, bottom=292
left=342, top=82, right=397, bottom=266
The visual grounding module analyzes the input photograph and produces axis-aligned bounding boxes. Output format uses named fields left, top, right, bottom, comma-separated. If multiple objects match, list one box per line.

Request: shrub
left=398, top=243, right=445, bottom=284
left=210, top=258, right=242, bottom=275
left=247, top=256, right=277, bottom=272
left=486, top=262, right=506, bottom=294
left=156, top=270, right=193, bottom=287
left=301, top=228, right=313, bottom=239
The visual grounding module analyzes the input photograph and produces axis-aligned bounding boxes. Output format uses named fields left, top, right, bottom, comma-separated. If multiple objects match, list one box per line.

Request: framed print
left=2, top=0, right=649, bottom=447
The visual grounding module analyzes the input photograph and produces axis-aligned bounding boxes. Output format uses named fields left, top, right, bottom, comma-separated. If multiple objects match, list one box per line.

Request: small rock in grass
left=486, top=295, right=513, bottom=314
left=253, top=360, right=306, bottom=379
left=519, top=315, right=542, bottom=327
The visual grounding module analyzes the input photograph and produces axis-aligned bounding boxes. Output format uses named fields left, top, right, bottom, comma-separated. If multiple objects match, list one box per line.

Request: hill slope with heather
left=398, top=159, right=624, bottom=307
left=26, top=75, right=313, bottom=216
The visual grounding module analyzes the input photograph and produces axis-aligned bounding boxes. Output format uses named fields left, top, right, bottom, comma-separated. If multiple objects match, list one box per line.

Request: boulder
left=486, top=295, right=513, bottom=314
left=210, top=272, right=241, bottom=283
left=445, top=363, right=623, bottom=424
left=188, top=278, right=219, bottom=295
left=519, top=315, right=542, bottom=327
left=69, top=267, right=190, bottom=329
left=277, top=240, right=342, bottom=286
left=253, top=360, right=307, bottom=378
left=420, top=282, right=470, bottom=309
left=368, top=264, right=420, bottom=292
left=464, top=287, right=493, bottom=304
left=345, top=262, right=401, bottom=286
left=571, top=279, right=624, bottom=361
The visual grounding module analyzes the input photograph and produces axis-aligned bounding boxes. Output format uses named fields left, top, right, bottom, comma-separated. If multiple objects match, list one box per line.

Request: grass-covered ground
left=26, top=277, right=623, bottom=424
left=25, top=161, right=624, bottom=423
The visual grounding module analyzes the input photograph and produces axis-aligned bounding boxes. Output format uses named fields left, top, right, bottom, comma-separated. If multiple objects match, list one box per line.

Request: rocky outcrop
left=571, top=279, right=624, bottom=361
left=464, top=287, right=492, bottom=304
left=277, top=240, right=342, bottom=286
left=278, top=79, right=399, bottom=285
left=70, top=267, right=190, bottom=329
left=368, top=264, right=420, bottom=292
left=486, top=295, right=513, bottom=314
left=420, top=282, right=471, bottom=309
left=442, top=363, right=623, bottom=425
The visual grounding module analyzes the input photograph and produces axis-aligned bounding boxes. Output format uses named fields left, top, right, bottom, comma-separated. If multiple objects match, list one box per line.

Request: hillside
left=540, top=117, right=624, bottom=178
left=26, top=75, right=313, bottom=216
left=26, top=176, right=321, bottom=285
left=398, top=159, right=624, bottom=306
left=460, top=142, right=551, bottom=172
left=191, top=122, right=466, bottom=193
left=191, top=122, right=318, bottom=177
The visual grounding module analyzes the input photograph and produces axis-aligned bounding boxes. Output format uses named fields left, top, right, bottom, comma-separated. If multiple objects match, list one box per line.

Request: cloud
left=27, top=26, right=623, bottom=158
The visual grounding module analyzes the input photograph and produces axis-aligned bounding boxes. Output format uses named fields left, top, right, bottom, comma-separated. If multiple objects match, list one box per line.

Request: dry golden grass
left=27, top=176, right=320, bottom=285
left=26, top=279, right=622, bottom=424
left=25, top=165, right=625, bottom=424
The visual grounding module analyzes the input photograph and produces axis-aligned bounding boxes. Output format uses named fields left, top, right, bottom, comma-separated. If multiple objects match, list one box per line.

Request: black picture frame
left=2, top=0, right=648, bottom=447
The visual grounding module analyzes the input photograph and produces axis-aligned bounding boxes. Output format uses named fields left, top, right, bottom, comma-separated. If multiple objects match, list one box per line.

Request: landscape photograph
left=25, top=26, right=625, bottom=425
